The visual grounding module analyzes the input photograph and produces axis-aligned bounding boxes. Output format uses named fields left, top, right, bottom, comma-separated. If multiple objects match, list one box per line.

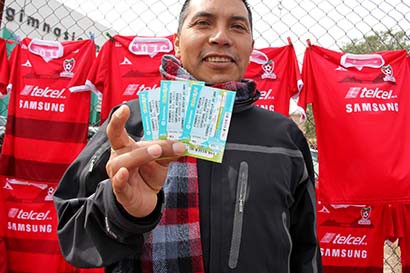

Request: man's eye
left=232, top=24, right=246, bottom=31
left=196, top=20, right=210, bottom=26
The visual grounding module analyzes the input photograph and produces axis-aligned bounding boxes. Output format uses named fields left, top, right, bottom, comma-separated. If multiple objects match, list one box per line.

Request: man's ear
left=174, top=33, right=181, bottom=58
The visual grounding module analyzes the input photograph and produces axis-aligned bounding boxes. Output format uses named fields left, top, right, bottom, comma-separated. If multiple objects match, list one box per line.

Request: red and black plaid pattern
left=141, top=157, right=204, bottom=273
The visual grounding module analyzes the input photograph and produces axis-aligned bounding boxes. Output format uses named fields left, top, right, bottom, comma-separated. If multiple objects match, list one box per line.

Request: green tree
left=304, top=104, right=317, bottom=148
left=341, top=30, right=410, bottom=53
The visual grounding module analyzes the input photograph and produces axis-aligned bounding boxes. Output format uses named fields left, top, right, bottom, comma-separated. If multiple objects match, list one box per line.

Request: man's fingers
left=138, top=142, right=187, bottom=191
left=107, top=105, right=131, bottom=150
left=112, top=167, right=129, bottom=192
left=111, top=167, right=131, bottom=199
left=107, top=141, right=185, bottom=176
left=139, top=162, right=170, bottom=192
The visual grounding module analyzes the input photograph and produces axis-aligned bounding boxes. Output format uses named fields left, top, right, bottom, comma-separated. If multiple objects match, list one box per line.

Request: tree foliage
left=341, top=30, right=410, bottom=54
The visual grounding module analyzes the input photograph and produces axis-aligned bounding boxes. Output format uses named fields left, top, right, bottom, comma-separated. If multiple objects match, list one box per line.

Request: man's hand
left=105, top=105, right=185, bottom=217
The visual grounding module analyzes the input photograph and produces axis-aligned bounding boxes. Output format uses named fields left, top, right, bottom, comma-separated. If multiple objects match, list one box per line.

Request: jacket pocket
left=228, top=161, right=249, bottom=269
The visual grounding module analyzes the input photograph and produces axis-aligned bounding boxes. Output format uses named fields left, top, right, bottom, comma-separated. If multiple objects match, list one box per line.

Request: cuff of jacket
left=102, top=180, right=164, bottom=238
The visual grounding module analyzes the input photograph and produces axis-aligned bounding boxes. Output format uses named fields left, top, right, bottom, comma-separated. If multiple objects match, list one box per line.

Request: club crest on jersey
left=358, top=207, right=372, bottom=225
left=45, top=187, right=55, bottom=201
left=381, top=64, right=396, bottom=83
left=261, top=60, right=277, bottom=80
left=60, top=58, right=75, bottom=78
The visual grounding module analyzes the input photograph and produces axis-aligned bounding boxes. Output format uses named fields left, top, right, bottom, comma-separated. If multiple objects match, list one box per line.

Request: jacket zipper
left=282, top=211, right=292, bottom=273
left=88, top=142, right=111, bottom=173
left=78, top=141, right=111, bottom=196
left=228, top=161, right=249, bottom=269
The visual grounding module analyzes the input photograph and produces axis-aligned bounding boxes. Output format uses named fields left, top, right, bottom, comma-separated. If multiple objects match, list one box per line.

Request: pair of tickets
left=139, top=80, right=236, bottom=163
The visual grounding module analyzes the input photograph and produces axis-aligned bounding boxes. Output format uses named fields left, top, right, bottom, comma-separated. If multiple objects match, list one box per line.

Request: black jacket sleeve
left=288, top=124, right=323, bottom=273
left=53, top=101, right=163, bottom=268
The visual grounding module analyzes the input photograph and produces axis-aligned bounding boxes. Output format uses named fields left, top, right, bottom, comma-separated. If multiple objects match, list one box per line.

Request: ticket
left=139, top=88, right=160, bottom=140
left=158, top=80, right=204, bottom=140
left=181, top=84, right=236, bottom=163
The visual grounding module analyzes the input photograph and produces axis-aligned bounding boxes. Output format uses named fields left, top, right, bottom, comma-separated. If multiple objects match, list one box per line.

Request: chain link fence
left=1, top=0, right=410, bottom=272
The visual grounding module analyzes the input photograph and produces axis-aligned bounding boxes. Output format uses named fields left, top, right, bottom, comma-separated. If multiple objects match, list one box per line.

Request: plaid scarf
left=160, top=54, right=259, bottom=101
left=141, top=157, right=203, bottom=273
left=140, top=55, right=258, bottom=273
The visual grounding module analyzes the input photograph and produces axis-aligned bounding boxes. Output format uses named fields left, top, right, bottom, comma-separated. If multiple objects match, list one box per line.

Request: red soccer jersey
left=0, top=38, right=8, bottom=96
left=1, top=177, right=78, bottom=273
left=0, top=38, right=96, bottom=182
left=317, top=202, right=386, bottom=273
left=244, top=44, right=302, bottom=116
left=86, top=34, right=174, bottom=123
left=299, top=45, right=410, bottom=204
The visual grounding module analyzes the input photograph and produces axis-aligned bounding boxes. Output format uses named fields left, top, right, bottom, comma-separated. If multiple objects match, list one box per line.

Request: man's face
left=174, top=0, right=254, bottom=83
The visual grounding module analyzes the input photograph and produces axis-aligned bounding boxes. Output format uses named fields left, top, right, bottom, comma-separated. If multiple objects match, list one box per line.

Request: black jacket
left=54, top=94, right=322, bottom=273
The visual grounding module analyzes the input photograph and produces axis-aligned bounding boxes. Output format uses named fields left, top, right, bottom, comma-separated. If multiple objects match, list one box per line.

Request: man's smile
left=203, top=56, right=234, bottom=63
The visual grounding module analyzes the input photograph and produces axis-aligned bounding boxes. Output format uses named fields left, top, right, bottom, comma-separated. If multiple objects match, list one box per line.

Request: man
left=54, top=0, right=321, bottom=272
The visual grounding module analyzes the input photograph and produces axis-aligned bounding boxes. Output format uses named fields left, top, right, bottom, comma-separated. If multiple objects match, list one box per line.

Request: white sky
left=2, top=0, right=409, bottom=59
left=53, top=0, right=410, bottom=58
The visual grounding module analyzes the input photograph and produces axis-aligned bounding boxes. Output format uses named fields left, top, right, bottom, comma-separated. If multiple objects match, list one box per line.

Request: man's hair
left=177, top=0, right=253, bottom=34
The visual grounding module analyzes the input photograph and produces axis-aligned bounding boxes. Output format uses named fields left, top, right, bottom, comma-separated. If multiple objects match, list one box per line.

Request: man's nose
left=209, top=28, right=232, bottom=46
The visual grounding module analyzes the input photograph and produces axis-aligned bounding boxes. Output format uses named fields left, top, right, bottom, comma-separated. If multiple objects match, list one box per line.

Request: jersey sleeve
left=3, top=42, right=21, bottom=100
left=0, top=39, right=10, bottom=97
left=298, top=47, right=315, bottom=111
left=86, top=40, right=110, bottom=96
left=288, top=44, right=303, bottom=99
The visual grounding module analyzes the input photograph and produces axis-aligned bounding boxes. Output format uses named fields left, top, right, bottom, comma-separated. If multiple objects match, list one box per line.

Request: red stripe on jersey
left=5, top=116, right=88, bottom=143
left=6, top=238, right=60, bottom=254
left=0, top=155, right=69, bottom=182
left=2, top=137, right=85, bottom=163
left=7, top=251, right=77, bottom=273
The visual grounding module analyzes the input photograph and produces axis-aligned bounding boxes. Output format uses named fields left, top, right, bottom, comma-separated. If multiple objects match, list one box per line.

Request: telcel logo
left=359, top=87, right=395, bottom=99
left=123, top=83, right=159, bottom=96
left=345, top=87, right=396, bottom=100
left=20, top=85, right=66, bottom=99
left=320, top=233, right=367, bottom=246
left=259, top=89, right=275, bottom=100
left=8, top=208, right=51, bottom=221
